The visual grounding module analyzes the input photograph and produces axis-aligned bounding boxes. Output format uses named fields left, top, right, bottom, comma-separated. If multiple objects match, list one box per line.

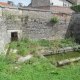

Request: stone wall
left=23, top=9, right=52, bottom=19
left=6, top=20, right=22, bottom=42
left=2, top=8, right=71, bottom=41
left=67, top=13, right=80, bottom=43
left=22, top=19, right=70, bottom=40
left=2, top=7, right=22, bottom=16
left=0, top=7, right=80, bottom=53
left=0, top=7, right=73, bottom=43
left=22, top=9, right=71, bottom=40
left=0, top=17, right=9, bottom=53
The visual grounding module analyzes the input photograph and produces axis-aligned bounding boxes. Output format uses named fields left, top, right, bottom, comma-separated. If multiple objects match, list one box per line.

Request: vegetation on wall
left=24, top=15, right=29, bottom=24
left=71, top=5, right=80, bottom=12
left=50, top=16, right=59, bottom=23
left=6, top=14, right=16, bottom=20
left=18, top=15, right=24, bottom=22
left=18, top=15, right=29, bottom=23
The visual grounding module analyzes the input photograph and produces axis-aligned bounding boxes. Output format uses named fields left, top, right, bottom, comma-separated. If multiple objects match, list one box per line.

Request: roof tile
left=0, top=2, right=11, bottom=6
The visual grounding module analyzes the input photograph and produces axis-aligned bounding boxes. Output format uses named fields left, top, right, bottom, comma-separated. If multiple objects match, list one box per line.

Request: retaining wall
left=0, top=17, right=9, bottom=53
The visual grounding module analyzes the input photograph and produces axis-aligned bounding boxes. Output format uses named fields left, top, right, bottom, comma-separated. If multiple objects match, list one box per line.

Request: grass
left=9, top=38, right=78, bottom=56
left=1, top=37, right=79, bottom=80
left=50, top=16, right=59, bottom=23
left=0, top=52, right=80, bottom=80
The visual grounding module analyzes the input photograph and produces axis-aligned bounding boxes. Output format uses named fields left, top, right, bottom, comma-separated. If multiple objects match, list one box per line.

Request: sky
left=0, top=0, right=31, bottom=6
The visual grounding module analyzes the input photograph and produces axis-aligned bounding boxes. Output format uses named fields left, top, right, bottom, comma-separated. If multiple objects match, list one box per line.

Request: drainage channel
left=45, top=51, right=80, bottom=67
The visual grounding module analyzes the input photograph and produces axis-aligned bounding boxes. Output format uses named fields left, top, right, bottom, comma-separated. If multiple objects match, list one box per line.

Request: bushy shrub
left=50, top=16, right=59, bottom=23
left=71, top=5, right=80, bottom=12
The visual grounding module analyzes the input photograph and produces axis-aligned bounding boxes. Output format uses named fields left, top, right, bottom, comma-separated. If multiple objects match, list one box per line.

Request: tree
left=18, top=3, right=23, bottom=7
left=7, top=0, right=14, bottom=5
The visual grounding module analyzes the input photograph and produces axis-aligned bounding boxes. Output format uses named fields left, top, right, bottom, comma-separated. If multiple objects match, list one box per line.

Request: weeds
left=0, top=52, right=80, bottom=80
left=50, top=16, right=59, bottom=23
left=9, top=38, right=78, bottom=56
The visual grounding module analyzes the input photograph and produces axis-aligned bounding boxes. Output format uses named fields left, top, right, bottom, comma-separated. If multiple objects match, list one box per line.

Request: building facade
left=31, top=0, right=50, bottom=7
left=67, top=0, right=80, bottom=5
left=31, top=0, right=80, bottom=7
left=50, top=0, right=72, bottom=7
left=31, top=0, right=73, bottom=7
left=77, top=0, right=80, bottom=5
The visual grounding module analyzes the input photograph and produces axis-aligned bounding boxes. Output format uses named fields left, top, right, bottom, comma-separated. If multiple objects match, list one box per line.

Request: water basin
left=45, top=52, right=80, bottom=63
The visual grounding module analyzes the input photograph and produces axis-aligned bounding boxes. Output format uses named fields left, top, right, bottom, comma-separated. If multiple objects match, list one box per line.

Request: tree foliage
left=71, top=5, right=80, bottom=12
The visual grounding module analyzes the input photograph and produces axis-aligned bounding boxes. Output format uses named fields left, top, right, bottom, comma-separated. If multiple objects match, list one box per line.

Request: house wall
left=67, top=0, right=80, bottom=5
left=31, top=0, right=50, bottom=7
left=50, top=0, right=72, bottom=7
left=31, top=0, right=72, bottom=7
left=77, top=0, right=80, bottom=5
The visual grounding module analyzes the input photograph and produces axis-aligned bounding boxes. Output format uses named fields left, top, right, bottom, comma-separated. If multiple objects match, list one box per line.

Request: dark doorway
left=11, top=32, right=18, bottom=41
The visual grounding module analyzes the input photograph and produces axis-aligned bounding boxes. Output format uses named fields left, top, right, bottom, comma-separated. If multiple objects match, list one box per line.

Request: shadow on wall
left=65, top=13, right=80, bottom=44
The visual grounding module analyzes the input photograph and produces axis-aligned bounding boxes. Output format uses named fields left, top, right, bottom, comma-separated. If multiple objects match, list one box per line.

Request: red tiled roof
left=0, top=2, right=11, bottom=6
left=50, top=6, right=75, bottom=13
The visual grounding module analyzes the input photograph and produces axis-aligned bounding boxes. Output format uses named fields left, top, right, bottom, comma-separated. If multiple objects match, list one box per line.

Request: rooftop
left=0, top=2, right=11, bottom=7
left=50, top=6, right=75, bottom=13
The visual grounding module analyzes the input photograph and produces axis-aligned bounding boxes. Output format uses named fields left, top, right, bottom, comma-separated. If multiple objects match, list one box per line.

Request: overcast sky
left=0, top=0, right=31, bottom=6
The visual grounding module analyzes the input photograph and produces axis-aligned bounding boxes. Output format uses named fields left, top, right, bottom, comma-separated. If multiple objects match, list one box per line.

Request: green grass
left=0, top=38, right=79, bottom=80
left=9, top=38, right=78, bottom=56
left=0, top=52, right=80, bottom=80
left=71, top=4, right=80, bottom=12
left=50, top=16, right=59, bottom=23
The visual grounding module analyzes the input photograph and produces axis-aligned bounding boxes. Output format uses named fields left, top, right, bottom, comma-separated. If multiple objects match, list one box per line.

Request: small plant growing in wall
left=7, top=14, right=16, bottom=20
left=18, top=15, right=25, bottom=22
left=50, top=16, right=59, bottom=23
left=34, top=18, right=38, bottom=22
left=25, top=15, right=29, bottom=24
